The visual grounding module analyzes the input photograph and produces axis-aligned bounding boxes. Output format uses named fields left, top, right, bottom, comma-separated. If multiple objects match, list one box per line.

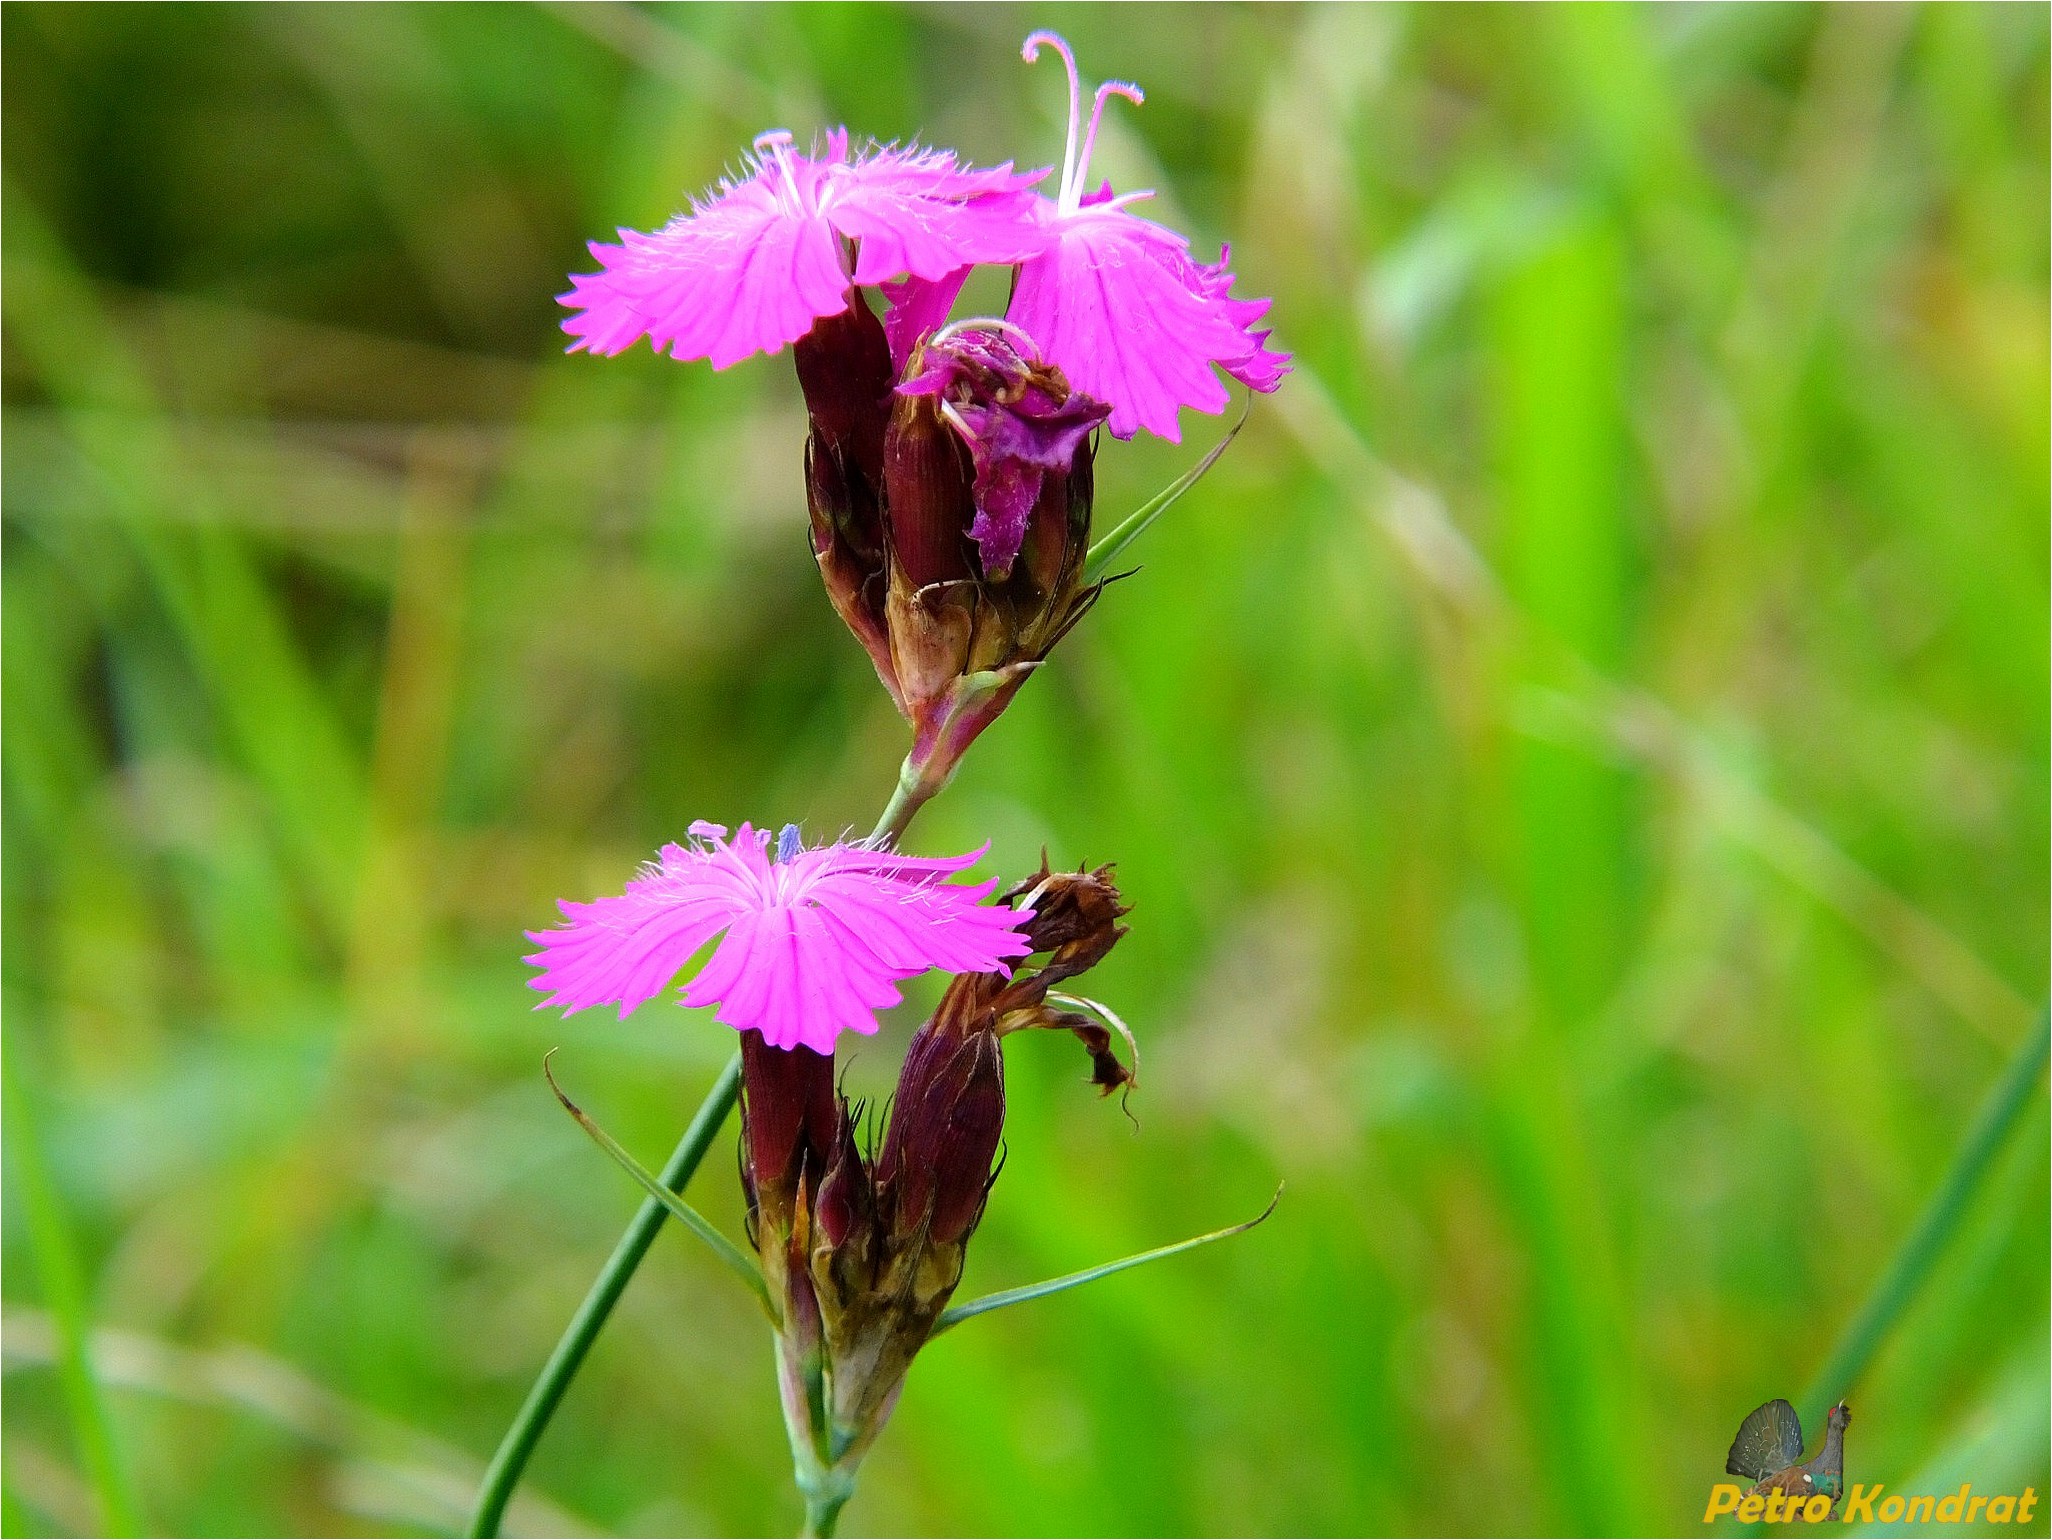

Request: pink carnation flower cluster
left=535, top=33, right=1286, bottom=1058
left=521, top=36, right=1266, bottom=1501
left=561, top=31, right=1288, bottom=442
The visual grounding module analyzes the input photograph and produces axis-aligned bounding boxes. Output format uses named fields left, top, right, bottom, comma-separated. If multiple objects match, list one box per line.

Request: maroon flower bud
left=797, top=311, right=1111, bottom=826
left=807, top=438, right=899, bottom=714
left=875, top=1022, right=1006, bottom=1246
left=813, top=1104, right=875, bottom=1254
left=798, top=299, right=901, bottom=716
left=881, top=389, right=977, bottom=590
left=1007, top=446, right=1092, bottom=623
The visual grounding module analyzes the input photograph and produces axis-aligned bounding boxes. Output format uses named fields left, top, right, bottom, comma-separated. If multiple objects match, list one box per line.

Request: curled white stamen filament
left=1071, top=80, right=1144, bottom=211
left=930, top=315, right=1044, bottom=359
left=1022, top=31, right=1083, bottom=209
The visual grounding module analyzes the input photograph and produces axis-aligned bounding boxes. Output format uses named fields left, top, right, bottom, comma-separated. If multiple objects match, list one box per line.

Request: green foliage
left=2, top=4, right=2045, bottom=1535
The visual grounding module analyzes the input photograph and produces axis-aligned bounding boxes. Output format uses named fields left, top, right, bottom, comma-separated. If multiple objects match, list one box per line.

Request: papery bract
left=526, top=822, right=1034, bottom=1054
left=562, top=132, right=1044, bottom=369
left=1007, top=33, right=1289, bottom=441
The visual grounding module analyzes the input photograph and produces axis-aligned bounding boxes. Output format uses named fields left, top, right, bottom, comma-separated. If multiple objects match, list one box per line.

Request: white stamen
left=752, top=129, right=806, bottom=214
left=939, top=400, right=975, bottom=441
left=1070, top=80, right=1144, bottom=213
left=1022, top=31, right=1083, bottom=210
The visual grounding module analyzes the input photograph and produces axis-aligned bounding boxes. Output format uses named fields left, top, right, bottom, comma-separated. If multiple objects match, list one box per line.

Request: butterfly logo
left=1725, top=1399, right=1852, bottom=1512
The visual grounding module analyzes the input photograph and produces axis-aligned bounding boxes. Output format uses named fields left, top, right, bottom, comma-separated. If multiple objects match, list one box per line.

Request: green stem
left=775, top=1332, right=858, bottom=1537
left=868, top=750, right=944, bottom=848
left=466, top=1052, right=742, bottom=1538
left=1798, top=1006, right=2049, bottom=1428
left=802, top=1485, right=851, bottom=1539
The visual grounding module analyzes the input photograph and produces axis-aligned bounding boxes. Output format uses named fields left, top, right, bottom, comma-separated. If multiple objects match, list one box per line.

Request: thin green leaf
left=1, top=1033, right=142, bottom=1535
left=1081, top=399, right=1251, bottom=585
left=931, top=1187, right=1282, bottom=1336
left=543, top=1052, right=775, bottom=1320
left=470, top=1053, right=741, bottom=1539
left=1797, top=1006, right=2049, bottom=1428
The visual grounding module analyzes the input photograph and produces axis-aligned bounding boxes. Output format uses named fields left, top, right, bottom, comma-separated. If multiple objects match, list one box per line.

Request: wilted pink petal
left=525, top=823, right=1034, bottom=1055
left=1006, top=34, right=1289, bottom=441
left=562, top=133, right=1044, bottom=370
left=899, top=324, right=1109, bottom=576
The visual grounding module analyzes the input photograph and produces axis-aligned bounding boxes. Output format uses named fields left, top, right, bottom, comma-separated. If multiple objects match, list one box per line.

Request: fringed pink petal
left=561, top=187, right=849, bottom=368
left=834, top=147, right=1047, bottom=286
left=1008, top=203, right=1258, bottom=442
left=560, top=138, right=1045, bottom=371
left=524, top=886, right=741, bottom=1021
left=526, top=824, right=1032, bottom=1052
left=1194, top=245, right=1293, bottom=394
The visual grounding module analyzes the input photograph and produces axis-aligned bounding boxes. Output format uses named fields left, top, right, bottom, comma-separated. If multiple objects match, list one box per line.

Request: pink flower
left=525, top=822, right=1034, bottom=1054
left=562, top=132, right=1044, bottom=369
left=1005, top=33, right=1290, bottom=442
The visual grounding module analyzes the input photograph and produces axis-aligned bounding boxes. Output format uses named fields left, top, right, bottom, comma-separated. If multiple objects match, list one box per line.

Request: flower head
left=1007, top=33, right=1290, bottom=441
left=561, top=132, right=1044, bottom=368
left=749, top=854, right=1137, bottom=1476
left=525, top=821, right=1034, bottom=1053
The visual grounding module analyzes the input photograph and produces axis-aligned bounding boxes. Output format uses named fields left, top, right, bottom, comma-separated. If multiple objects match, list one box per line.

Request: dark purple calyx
left=897, top=327, right=1109, bottom=581
left=739, top=1030, right=841, bottom=1233
left=795, top=291, right=894, bottom=493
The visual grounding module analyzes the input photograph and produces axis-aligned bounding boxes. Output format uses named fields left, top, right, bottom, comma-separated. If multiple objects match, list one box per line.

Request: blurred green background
left=3, top=3, right=2047, bottom=1535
